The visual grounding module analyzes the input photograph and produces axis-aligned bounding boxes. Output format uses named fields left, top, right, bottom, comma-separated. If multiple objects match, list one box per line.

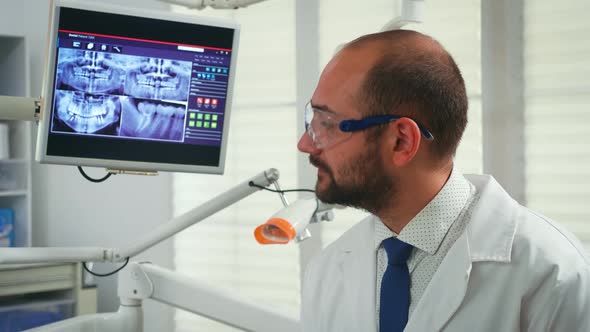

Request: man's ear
left=387, top=117, right=422, bottom=167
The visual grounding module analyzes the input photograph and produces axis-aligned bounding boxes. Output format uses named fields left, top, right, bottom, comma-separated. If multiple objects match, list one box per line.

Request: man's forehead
left=311, top=50, right=375, bottom=116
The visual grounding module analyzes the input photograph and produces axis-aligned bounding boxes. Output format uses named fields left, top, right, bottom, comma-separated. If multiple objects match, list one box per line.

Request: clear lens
left=304, top=102, right=314, bottom=131
left=304, top=102, right=351, bottom=149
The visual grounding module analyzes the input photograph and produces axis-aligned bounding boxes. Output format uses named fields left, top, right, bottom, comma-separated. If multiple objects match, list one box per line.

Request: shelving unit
left=0, top=32, right=97, bottom=330
left=0, top=35, right=33, bottom=248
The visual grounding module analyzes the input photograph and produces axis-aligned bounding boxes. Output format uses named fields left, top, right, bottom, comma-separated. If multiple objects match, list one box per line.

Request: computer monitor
left=36, top=0, right=240, bottom=174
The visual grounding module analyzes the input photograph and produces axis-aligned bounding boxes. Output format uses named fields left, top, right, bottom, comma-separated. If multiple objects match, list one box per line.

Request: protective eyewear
left=304, top=102, right=434, bottom=149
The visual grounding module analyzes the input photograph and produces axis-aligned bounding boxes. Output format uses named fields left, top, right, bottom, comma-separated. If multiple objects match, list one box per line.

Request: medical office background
left=0, top=0, right=588, bottom=331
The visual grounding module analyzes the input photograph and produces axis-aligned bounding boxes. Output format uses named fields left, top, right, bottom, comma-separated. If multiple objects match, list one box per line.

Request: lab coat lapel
left=405, top=175, right=517, bottom=332
left=339, top=220, right=377, bottom=331
left=405, top=231, right=472, bottom=332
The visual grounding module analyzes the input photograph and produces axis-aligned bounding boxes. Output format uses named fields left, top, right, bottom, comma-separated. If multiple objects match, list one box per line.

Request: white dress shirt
left=375, top=168, right=478, bottom=323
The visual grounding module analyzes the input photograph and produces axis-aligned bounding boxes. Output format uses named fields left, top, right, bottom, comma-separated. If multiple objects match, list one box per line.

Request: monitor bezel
left=35, top=0, right=240, bottom=174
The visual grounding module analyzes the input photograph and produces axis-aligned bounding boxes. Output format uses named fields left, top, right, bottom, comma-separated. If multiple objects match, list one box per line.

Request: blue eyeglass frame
left=339, top=115, right=434, bottom=141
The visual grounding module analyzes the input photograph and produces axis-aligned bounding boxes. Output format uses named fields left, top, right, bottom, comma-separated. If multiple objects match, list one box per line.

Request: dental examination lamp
left=159, top=0, right=425, bottom=31
left=157, top=0, right=267, bottom=10
left=0, top=0, right=334, bottom=331
left=255, top=198, right=334, bottom=244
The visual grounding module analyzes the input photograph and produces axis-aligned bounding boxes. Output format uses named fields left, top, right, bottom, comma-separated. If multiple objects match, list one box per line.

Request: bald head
left=339, top=30, right=468, bottom=161
left=346, top=29, right=445, bottom=55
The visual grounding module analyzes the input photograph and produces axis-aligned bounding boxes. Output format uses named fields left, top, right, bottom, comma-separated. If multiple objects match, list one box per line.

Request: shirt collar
left=374, top=167, right=474, bottom=255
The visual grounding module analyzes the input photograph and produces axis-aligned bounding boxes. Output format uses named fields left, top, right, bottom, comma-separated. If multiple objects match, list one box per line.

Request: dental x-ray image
left=124, top=57, right=191, bottom=101
left=53, top=90, right=122, bottom=135
left=56, top=49, right=126, bottom=94
left=120, top=97, right=186, bottom=141
left=52, top=47, right=191, bottom=140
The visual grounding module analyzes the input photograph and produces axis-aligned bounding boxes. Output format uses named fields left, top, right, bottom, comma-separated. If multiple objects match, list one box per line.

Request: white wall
left=1, top=0, right=174, bottom=331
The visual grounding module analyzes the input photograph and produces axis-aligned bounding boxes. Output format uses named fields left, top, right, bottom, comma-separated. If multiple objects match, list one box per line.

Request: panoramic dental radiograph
left=124, top=57, right=190, bottom=101
left=57, top=49, right=125, bottom=94
left=52, top=49, right=190, bottom=140
left=53, top=90, right=123, bottom=135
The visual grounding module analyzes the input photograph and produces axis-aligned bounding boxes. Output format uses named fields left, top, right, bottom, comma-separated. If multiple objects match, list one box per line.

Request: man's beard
left=310, top=146, right=395, bottom=213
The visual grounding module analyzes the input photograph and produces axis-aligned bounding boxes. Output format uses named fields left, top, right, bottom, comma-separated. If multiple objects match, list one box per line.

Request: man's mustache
left=309, top=156, right=331, bottom=174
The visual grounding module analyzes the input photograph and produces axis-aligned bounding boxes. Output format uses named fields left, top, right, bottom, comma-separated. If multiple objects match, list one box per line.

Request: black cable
left=78, top=166, right=115, bottom=183
left=249, top=181, right=321, bottom=218
left=248, top=181, right=315, bottom=194
left=83, top=257, right=130, bottom=277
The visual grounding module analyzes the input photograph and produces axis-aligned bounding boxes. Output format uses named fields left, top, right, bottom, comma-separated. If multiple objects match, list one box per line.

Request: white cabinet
left=0, top=263, right=98, bottom=329
left=0, top=36, right=33, bottom=248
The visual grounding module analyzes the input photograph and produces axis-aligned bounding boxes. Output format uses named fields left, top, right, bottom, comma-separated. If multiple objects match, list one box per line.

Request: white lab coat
left=301, top=174, right=590, bottom=332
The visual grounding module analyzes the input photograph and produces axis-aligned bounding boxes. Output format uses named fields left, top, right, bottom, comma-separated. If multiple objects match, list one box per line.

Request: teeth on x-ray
left=137, top=102, right=185, bottom=117
left=125, top=58, right=191, bottom=101
left=53, top=48, right=190, bottom=140
left=58, top=49, right=124, bottom=94
left=56, top=91, right=121, bottom=134
left=120, top=98, right=186, bottom=140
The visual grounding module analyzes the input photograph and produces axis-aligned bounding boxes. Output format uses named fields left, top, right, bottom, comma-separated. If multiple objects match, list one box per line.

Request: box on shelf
left=0, top=299, right=74, bottom=331
left=0, top=208, right=14, bottom=247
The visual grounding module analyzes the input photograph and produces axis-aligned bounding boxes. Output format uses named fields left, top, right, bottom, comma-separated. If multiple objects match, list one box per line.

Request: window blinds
left=171, top=1, right=300, bottom=331
left=523, top=0, right=590, bottom=249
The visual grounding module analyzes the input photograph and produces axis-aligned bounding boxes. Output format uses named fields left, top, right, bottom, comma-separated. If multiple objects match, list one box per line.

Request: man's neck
left=375, top=166, right=453, bottom=234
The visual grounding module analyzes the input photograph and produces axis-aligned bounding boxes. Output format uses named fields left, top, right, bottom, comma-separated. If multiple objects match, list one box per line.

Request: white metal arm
left=381, top=0, right=425, bottom=31
left=116, top=168, right=279, bottom=259
left=0, top=95, right=39, bottom=122
left=27, top=262, right=299, bottom=332
left=0, top=168, right=280, bottom=264
left=158, top=0, right=267, bottom=10
left=158, top=0, right=425, bottom=30
left=130, top=263, right=299, bottom=331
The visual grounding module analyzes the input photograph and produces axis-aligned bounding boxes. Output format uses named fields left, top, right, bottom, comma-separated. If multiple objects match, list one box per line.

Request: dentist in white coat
left=298, top=29, right=590, bottom=332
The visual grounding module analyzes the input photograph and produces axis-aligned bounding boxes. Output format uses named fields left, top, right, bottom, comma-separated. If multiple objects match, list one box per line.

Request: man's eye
left=320, top=120, right=334, bottom=129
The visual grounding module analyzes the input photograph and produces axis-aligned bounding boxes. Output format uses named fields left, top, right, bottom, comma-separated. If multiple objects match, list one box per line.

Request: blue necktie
left=380, top=237, right=413, bottom=332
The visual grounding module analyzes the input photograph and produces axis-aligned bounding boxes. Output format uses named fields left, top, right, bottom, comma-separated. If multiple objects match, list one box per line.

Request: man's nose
left=297, top=131, right=320, bottom=155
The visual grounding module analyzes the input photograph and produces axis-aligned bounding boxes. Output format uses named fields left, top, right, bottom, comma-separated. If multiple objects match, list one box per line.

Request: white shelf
left=0, top=159, right=27, bottom=164
left=0, top=34, right=32, bottom=248
left=0, top=263, right=76, bottom=296
left=0, top=190, right=27, bottom=197
left=0, top=262, right=96, bottom=317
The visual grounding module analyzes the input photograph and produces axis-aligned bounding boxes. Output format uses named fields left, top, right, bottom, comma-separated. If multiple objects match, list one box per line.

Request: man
left=298, top=29, right=590, bottom=332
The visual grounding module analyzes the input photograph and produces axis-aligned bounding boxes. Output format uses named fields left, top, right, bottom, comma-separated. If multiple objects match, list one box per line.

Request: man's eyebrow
left=310, top=102, right=337, bottom=115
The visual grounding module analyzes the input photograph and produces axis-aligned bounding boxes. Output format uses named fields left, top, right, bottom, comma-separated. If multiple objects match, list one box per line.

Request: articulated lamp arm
left=157, top=0, right=267, bottom=10
left=381, top=0, right=426, bottom=31
left=0, top=168, right=280, bottom=264
left=0, top=95, right=40, bottom=122
left=27, top=261, right=300, bottom=332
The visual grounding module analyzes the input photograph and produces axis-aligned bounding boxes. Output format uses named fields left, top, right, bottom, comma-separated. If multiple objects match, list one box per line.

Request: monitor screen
left=36, top=0, right=240, bottom=174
